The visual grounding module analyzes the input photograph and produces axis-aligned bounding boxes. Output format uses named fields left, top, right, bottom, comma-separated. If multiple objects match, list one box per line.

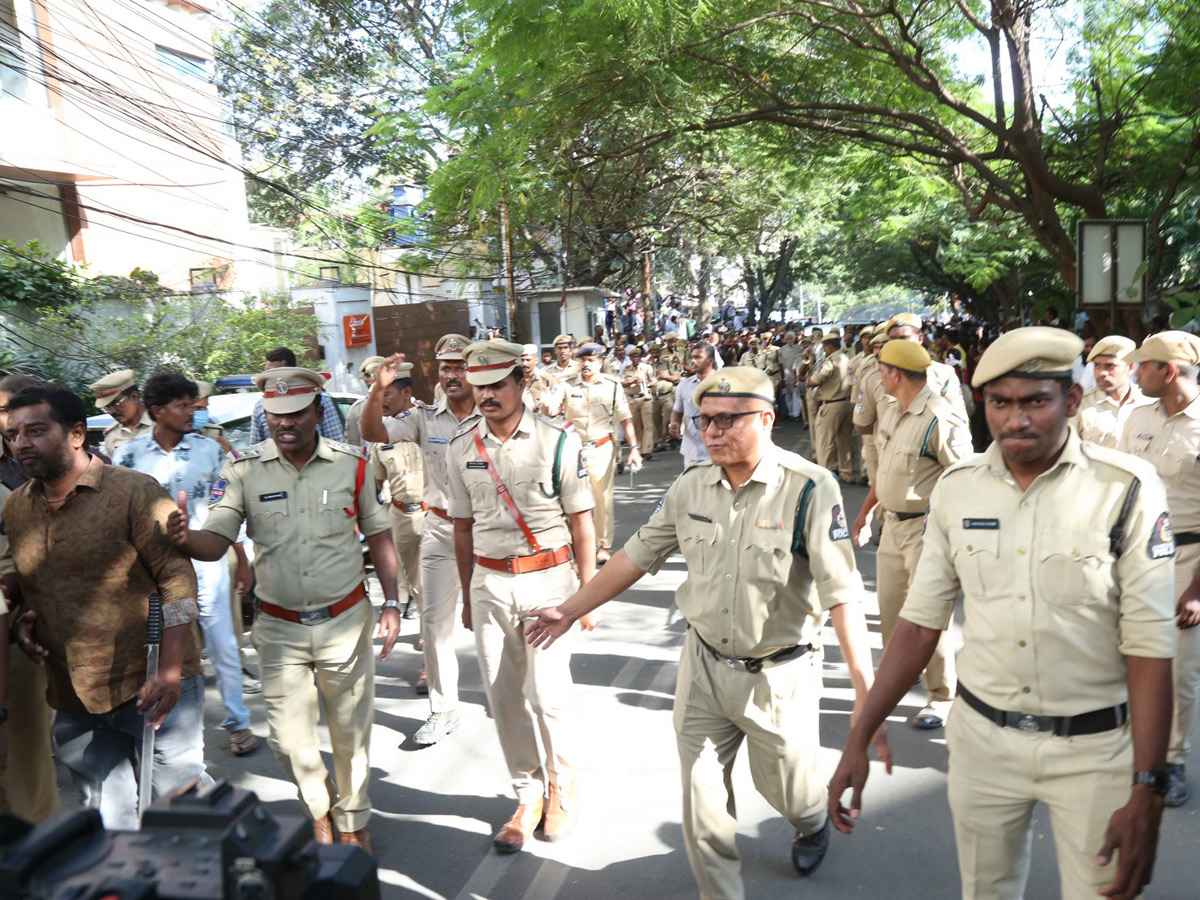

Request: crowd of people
left=0, top=310, right=1196, bottom=900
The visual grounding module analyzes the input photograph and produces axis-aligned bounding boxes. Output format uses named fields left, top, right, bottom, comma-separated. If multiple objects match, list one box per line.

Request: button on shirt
left=445, top=411, right=594, bottom=559
left=623, top=446, right=862, bottom=658
left=902, top=432, right=1176, bottom=716
left=1118, top=394, right=1200, bottom=532
left=562, top=374, right=631, bottom=443
left=873, top=387, right=973, bottom=514
left=202, top=439, right=391, bottom=610
left=381, top=399, right=481, bottom=510
left=1072, top=385, right=1154, bottom=449
left=671, top=372, right=711, bottom=470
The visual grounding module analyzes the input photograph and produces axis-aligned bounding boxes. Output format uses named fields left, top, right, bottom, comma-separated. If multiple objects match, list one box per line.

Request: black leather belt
left=818, top=398, right=849, bottom=407
left=694, top=629, right=815, bottom=674
left=959, top=685, right=1128, bottom=737
left=1176, top=532, right=1200, bottom=546
left=892, top=510, right=924, bottom=521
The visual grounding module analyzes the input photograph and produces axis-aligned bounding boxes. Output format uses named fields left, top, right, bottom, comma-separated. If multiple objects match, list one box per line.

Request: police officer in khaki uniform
left=797, top=329, right=826, bottom=433
left=362, top=335, right=481, bottom=745
left=191, top=380, right=232, bottom=454
left=521, top=344, right=560, bottom=415
left=527, top=366, right=889, bottom=900
left=654, top=333, right=686, bottom=449
left=563, top=343, right=640, bottom=563
left=344, top=356, right=386, bottom=446
left=1119, top=330, right=1200, bottom=806
left=808, top=335, right=855, bottom=482
left=169, top=366, right=402, bottom=852
left=852, top=325, right=890, bottom=486
left=542, top=333, right=579, bottom=380
left=622, top=346, right=657, bottom=457
left=90, top=370, right=152, bottom=455
left=370, top=362, right=425, bottom=621
left=886, top=313, right=968, bottom=416
left=446, top=340, right=598, bottom=853
left=1071, top=336, right=1153, bottom=448
left=851, top=340, right=972, bottom=728
left=831, top=327, right=1177, bottom=900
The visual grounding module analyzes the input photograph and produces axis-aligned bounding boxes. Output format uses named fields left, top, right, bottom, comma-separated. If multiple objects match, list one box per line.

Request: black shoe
left=1166, top=763, right=1188, bottom=807
left=401, top=597, right=418, bottom=620
left=791, top=819, right=830, bottom=876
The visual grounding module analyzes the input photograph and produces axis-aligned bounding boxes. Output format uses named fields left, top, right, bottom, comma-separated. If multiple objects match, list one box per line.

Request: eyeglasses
left=691, top=411, right=763, bottom=432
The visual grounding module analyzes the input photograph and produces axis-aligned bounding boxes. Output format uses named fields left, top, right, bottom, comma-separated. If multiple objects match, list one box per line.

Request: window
left=155, top=46, right=211, bottom=82
left=1, top=0, right=29, bottom=102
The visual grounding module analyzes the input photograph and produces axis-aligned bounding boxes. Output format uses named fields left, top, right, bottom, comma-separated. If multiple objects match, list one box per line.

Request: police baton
left=138, top=592, right=163, bottom=824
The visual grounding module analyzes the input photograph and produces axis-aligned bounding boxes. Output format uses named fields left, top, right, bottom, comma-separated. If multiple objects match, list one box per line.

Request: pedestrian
left=361, top=335, right=481, bottom=744
left=668, top=341, right=716, bottom=470
left=830, top=327, right=1176, bottom=900
left=90, top=369, right=152, bottom=455
left=249, top=347, right=345, bottom=443
left=446, top=340, right=598, bottom=853
left=622, top=346, right=657, bottom=459
left=370, top=362, right=425, bottom=622
left=527, top=365, right=889, bottom=899
left=4, top=382, right=210, bottom=829
left=542, top=334, right=579, bottom=380
left=521, top=344, right=559, bottom=414
left=807, top=335, right=855, bottom=482
left=192, top=380, right=232, bottom=453
left=851, top=325, right=889, bottom=486
left=112, top=373, right=257, bottom=758
left=779, top=331, right=802, bottom=419
left=1072, top=336, right=1153, bottom=449
left=344, top=355, right=387, bottom=446
left=886, top=314, right=968, bottom=415
left=562, top=343, right=641, bottom=564
left=653, top=334, right=685, bottom=450
left=1118, top=330, right=1200, bottom=806
left=169, top=366, right=402, bottom=851
left=850, top=340, right=972, bottom=729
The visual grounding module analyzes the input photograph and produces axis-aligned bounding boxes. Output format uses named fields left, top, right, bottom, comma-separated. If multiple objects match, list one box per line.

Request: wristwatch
left=381, top=599, right=400, bottom=610
left=1132, top=770, right=1170, bottom=795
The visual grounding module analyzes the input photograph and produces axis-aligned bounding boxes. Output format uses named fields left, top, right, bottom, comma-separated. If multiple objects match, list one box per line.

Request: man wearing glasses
left=89, top=369, right=152, bottom=455
left=526, top=366, right=889, bottom=900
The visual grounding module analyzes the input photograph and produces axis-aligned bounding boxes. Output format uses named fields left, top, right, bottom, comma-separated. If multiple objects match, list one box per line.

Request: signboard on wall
left=344, top=314, right=372, bottom=347
left=1078, top=220, right=1146, bottom=307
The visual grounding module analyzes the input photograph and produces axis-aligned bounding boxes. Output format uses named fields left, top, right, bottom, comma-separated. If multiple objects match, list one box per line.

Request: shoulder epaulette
left=1081, top=441, right=1160, bottom=482
left=450, top=422, right=478, bottom=442
left=103, top=422, right=120, bottom=434
left=228, top=446, right=263, bottom=462
left=326, top=439, right=366, bottom=460
left=534, top=413, right=568, bottom=432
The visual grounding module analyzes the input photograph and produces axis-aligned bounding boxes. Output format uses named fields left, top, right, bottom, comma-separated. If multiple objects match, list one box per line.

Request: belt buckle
left=744, top=659, right=764, bottom=674
left=504, top=556, right=519, bottom=574
left=1017, top=714, right=1040, bottom=733
left=299, top=608, right=331, bottom=626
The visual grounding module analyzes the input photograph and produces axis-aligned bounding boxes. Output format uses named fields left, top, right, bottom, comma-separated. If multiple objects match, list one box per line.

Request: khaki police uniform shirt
left=874, top=386, right=973, bottom=514
left=624, top=445, right=862, bottom=658
left=344, top=396, right=368, bottom=446
left=203, top=438, right=391, bottom=611
left=103, top=411, right=153, bottom=455
left=523, top=370, right=560, bottom=413
left=381, top=398, right=482, bottom=510
left=371, top=439, right=425, bottom=505
left=1119, top=394, right=1200, bottom=533
left=655, top=351, right=684, bottom=396
left=1072, top=385, right=1153, bottom=449
left=926, top=359, right=967, bottom=415
left=902, top=432, right=1177, bottom=716
left=198, top=423, right=227, bottom=444
left=542, top=361, right=579, bottom=381
left=810, top=349, right=852, bottom=402
left=445, top=410, right=594, bottom=559
left=622, top=361, right=656, bottom=400
left=562, top=373, right=632, bottom=443
left=852, top=355, right=887, bottom=430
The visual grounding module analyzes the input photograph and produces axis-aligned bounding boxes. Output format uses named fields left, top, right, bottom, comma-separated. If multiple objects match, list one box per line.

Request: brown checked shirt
left=1, top=456, right=200, bottom=714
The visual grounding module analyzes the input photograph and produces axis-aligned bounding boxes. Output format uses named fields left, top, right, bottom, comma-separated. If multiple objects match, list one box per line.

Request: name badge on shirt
left=428, top=437, right=448, bottom=444
left=259, top=491, right=287, bottom=502
left=962, top=518, right=999, bottom=529
left=466, top=461, right=488, bottom=469
left=1134, top=433, right=1153, bottom=441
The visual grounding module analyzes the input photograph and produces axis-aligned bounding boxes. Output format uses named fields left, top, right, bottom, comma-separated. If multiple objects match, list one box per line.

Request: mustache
left=1000, top=431, right=1038, bottom=441
left=480, top=400, right=501, bottom=409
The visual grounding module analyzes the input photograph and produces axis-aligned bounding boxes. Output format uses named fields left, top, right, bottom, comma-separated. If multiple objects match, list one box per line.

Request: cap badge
left=717, top=377, right=731, bottom=394
left=478, top=352, right=490, bottom=366
left=447, top=339, right=459, bottom=351
left=274, top=379, right=292, bottom=395
left=1017, top=358, right=1044, bottom=374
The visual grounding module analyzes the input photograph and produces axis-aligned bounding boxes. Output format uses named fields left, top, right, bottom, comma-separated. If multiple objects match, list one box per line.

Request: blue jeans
left=196, top=559, right=250, bottom=731
left=53, top=673, right=213, bottom=830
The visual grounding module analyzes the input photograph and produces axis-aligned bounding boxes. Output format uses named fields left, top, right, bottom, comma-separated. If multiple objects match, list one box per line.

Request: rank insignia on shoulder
left=1148, top=512, right=1175, bottom=560
left=829, top=505, right=850, bottom=541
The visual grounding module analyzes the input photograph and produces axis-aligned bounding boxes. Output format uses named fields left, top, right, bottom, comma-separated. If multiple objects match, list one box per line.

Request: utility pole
left=500, top=198, right=517, bottom=339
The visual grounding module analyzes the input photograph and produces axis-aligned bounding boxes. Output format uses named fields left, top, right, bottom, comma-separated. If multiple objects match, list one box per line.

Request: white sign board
left=1078, top=220, right=1145, bottom=307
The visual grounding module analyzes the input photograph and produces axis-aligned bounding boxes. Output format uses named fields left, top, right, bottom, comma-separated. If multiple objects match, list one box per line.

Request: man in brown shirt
left=2, top=383, right=207, bottom=830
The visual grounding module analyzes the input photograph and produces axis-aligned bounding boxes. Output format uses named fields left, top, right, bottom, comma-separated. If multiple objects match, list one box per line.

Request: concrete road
left=188, top=418, right=1198, bottom=899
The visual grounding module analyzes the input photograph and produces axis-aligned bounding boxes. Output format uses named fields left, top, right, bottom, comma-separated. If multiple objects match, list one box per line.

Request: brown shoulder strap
left=471, top=428, right=542, bottom=553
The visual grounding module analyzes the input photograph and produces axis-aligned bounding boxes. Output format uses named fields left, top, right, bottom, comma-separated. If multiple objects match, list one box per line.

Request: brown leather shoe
left=339, top=828, right=373, bottom=854
left=542, top=782, right=578, bottom=842
left=493, top=798, right=544, bottom=854
left=312, top=814, right=336, bottom=844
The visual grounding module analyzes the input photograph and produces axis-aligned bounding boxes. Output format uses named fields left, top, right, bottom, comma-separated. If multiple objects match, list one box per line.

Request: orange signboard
left=344, top=314, right=373, bottom=347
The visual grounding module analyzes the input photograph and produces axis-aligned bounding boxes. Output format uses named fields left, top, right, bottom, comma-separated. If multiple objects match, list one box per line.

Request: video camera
left=0, top=780, right=380, bottom=900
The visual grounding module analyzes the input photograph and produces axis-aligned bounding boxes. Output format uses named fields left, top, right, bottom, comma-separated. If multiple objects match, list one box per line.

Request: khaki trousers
left=0, top=650, right=58, bottom=821
left=252, top=598, right=375, bottom=832
left=805, top=390, right=820, bottom=447
left=816, top=399, right=854, bottom=480
left=388, top=505, right=425, bottom=602
left=861, top=433, right=878, bottom=486
left=877, top=513, right=955, bottom=703
left=419, top=514, right=462, bottom=713
left=675, top=630, right=826, bottom=900
left=628, top=396, right=655, bottom=454
left=947, top=700, right=1133, bottom=900
left=583, top=439, right=617, bottom=550
left=470, top=562, right=578, bottom=804
left=654, top=392, right=674, bottom=447
left=1169, top=542, right=1200, bottom=764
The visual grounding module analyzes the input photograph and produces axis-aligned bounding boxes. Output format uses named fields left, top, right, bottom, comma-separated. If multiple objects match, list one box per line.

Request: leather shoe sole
left=791, top=819, right=830, bottom=876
